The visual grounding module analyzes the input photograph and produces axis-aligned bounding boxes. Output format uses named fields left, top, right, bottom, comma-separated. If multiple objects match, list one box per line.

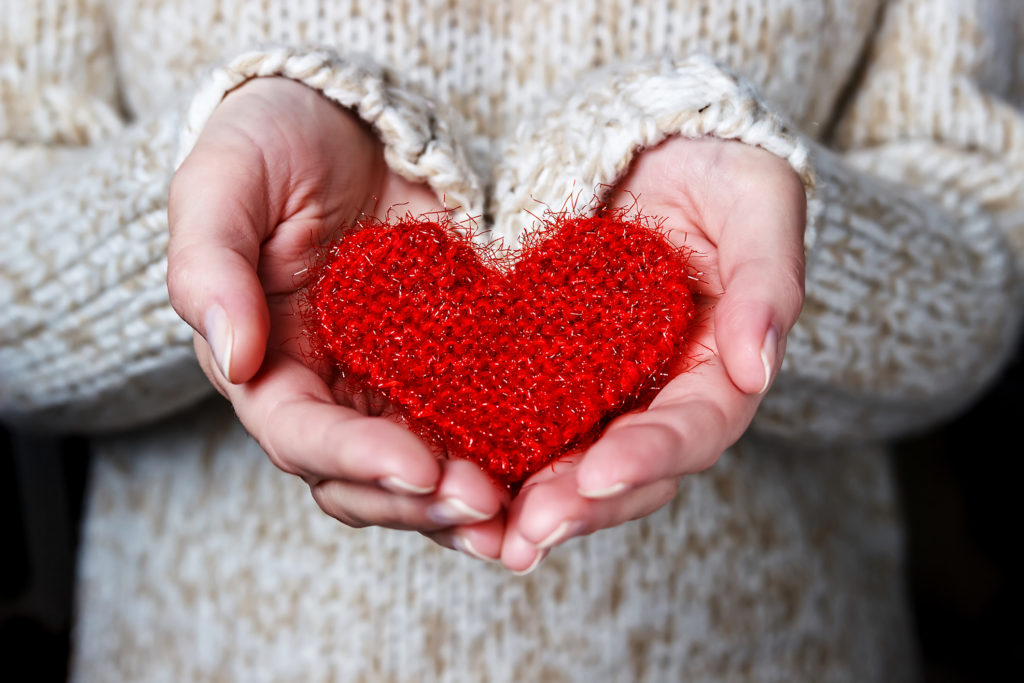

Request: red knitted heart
left=302, top=211, right=696, bottom=490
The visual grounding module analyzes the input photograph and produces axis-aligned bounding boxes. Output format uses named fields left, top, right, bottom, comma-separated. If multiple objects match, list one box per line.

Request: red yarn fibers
left=302, top=210, right=697, bottom=490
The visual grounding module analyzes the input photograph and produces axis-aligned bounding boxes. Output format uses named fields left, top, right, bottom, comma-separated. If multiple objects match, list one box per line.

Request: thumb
left=167, top=146, right=272, bottom=384
left=713, top=172, right=806, bottom=395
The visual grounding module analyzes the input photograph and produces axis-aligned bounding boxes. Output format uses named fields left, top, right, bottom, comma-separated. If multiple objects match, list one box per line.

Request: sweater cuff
left=175, top=46, right=484, bottom=222
left=491, top=54, right=819, bottom=249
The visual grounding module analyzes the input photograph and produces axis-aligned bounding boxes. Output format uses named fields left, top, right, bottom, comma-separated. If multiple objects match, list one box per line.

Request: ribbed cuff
left=176, top=45, right=485, bottom=222
left=491, top=54, right=818, bottom=250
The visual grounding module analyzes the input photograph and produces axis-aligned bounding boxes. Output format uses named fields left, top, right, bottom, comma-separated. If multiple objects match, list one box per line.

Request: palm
left=200, top=77, right=443, bottom=407
left=170, top=78, right=506, bottom=549
left=499, top=137, right=806, bottom=572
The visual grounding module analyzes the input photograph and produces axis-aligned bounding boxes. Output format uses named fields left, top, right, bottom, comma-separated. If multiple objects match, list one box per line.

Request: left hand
left=499, top=136, right=807, bottom=572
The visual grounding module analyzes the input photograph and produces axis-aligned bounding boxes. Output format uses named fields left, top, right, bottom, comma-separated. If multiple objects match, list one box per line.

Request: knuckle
left=667, top=400, right=732, bottom=472
left=263, top=445, right=297, bottom=477
left=777, top=259, right=806, bottom=324
left=633, top=420, right=687, bottom=469
left=260, top=400, right=304, bottom=476
left=164, top=261, right=189, bottom=312
left=625, top=479, right=680, bottom=522
left=164, top=245, right=204, bottom=318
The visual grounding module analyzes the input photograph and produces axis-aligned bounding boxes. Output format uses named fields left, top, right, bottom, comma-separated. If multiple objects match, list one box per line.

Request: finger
left=225, top=352, right=442, bottom=491
left=310, top=461, right=505, bottom=533
left=454, top=515, right=506, bottom=561
left=424, top=514, right=506, bottom=562
left=500, top=496, right=548, bottom=575
left=712, top=166, right=806, bottom=394
left=572, top=414, right=694, bottom=498
left=422, top=459, right=509, bottom=527
left=501, top=468, right=678, bottom=572
left=519, top=466, right=678, bottom=547
left=311, top=479, right=439, bottom=531
left=501, top=463, right=592, bottom=574
left=499, top=530, right=547, bottom=575
left=167, top=140, right=272, bottom=384
left=576, top=361, right=756, bottom=497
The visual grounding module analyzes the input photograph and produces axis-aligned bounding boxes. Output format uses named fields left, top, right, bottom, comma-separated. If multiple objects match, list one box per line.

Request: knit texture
left=74, top=398, right=914, bottom=682
left=176, top=47, right=485, bottom=222
left=1, top=0, right=1022, bottom=680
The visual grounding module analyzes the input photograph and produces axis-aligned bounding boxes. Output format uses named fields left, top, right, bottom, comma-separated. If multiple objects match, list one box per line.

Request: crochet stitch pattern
left=303, top=210, right=697, bottom=488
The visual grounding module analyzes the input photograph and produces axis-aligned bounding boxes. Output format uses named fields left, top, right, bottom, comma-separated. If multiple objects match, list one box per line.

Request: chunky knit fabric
left=2, top=1, right=1023, bottom=681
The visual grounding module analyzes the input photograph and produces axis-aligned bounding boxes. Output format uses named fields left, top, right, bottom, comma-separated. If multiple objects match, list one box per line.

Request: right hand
left=167, top=77, right=507, bottom=560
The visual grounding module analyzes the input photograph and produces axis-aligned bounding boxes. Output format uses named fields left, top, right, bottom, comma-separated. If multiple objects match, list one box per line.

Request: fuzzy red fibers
left=302, top=209, right=696, bottom=490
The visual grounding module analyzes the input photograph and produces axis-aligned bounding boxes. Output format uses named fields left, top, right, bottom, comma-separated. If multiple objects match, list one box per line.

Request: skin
left=167, top=77, right=806, bottom=572
left=499, top=136, right=806, bottom=571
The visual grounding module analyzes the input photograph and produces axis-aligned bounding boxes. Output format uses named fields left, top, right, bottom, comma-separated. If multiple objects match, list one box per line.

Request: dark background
left=1, top=340, right=1021, bottom=682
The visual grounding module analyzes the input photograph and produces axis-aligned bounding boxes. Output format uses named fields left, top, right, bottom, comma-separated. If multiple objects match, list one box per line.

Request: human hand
left=499, top=136, right=807, bottom=572
left=167, top=77, right=507, bottom=557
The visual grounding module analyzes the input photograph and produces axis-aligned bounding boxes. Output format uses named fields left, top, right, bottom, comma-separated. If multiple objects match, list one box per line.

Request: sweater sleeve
left=173, top=46, right=484, bottom=219
left=0, top=36, right=481, bottom=432
left=0, top=0, right=208, bottom=433
left=763, top=0, right=1024, bottom=440
left=0, top=0, right=123, bottom=208
left=490, top=3, right=1023, bottom=442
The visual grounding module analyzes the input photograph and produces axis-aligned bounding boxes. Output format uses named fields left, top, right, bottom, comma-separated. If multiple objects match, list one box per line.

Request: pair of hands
left=167, top=77, right=806, bottom=573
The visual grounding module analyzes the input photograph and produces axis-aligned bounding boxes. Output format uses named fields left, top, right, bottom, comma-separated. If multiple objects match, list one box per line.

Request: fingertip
left=167, top=240, right=270, bottom=384
left=502, top=530, right=547, bottom=575
left=534, top=518, right=585, bottom=549
left=758, top=324, right=779, bottom=395
left=509, top=475, right=592, bottom=550
left=511, top=550, right=547, bottom=576
left=167, top=154, right=274, bottom=384
left=453, top=535, right=496, bottom=562
left=433, top=459, right=508, bottom=520
left=576, top=438, right=631, bottom=498
left=714, top=300, right=776, bottom=395
left=203, top=296, right=270, bottom=384
left=369, top=426, right=443, bottom=495
left=203, top=303, right=238, bottom=382
left=452, top=515, right=506, bottom=561
left=500, top=488, right=548, bottom=572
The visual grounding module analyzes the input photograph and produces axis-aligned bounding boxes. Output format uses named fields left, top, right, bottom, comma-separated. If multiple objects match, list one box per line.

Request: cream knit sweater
left=2, top=1, right=1023, bottom=681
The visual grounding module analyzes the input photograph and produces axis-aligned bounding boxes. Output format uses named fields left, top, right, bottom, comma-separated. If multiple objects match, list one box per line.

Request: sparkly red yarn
left=302, top=210, right=696, bottom=490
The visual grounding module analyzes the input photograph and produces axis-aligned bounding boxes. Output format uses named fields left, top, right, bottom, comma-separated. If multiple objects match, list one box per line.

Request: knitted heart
left=302, top=211, right=696, bottom=490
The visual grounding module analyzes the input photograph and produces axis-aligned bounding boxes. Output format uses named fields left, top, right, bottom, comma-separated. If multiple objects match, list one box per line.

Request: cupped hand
left=167, top=77, right=507, bottom=556
left=500, top=136, right=807, bottom=572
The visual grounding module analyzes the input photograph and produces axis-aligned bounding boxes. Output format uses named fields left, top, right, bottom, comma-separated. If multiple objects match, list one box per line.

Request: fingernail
left=578, top=481, right=630, bottom=499
left=535, top=519, right=584, bottom=549
left=379, top=475, right=436, bottom=495
left=204, top=304, right=234, bottom=382
left=427, top=498, right=492, bottom=525
left=511, top=550, right=548, bottom=576
left=759, top=325, right=779, bottom=394
left=453, top=535, right=494, bottom=562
